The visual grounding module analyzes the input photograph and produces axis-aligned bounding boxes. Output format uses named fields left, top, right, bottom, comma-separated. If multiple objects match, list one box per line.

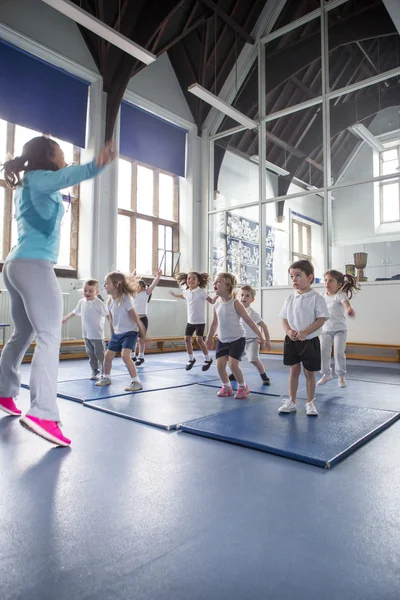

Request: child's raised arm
left=147, top=269, right=163, bottom=295
left=170, top=291, right=184, bottom=299
left=234, top=300, right=265, bottom=347
left=206, top=294, right=218, bottom=305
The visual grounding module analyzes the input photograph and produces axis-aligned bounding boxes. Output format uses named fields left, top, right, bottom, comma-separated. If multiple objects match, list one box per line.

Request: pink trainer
left=0, top=397, right=22, bottom=416
left=20, top=415, right=71, bottom=447
left=217, top=386, right=233, bottom=397
left=234, top=385, right=250, bottom=400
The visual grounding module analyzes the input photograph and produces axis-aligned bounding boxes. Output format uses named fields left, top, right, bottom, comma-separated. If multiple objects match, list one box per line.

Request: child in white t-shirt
left=62, top=279, right=109, bottom=379
left=131, top=269, right=162, bottom=366
left=318, top=270, right=359, bottom=388
left=228, top=285, right=272, bottom=385
left=278, top=260, right=329, bottom=417
left=170, top=271, right=217, bottom=371
left=95, top=272, right=146, bottom=392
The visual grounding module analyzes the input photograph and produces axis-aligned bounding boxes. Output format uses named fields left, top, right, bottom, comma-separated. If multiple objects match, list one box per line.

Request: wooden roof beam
left=199, top=0, right=255, bottom=44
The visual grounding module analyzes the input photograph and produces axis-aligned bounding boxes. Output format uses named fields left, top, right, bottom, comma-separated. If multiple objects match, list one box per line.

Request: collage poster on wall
left=212, top=212, right=276, bottom=286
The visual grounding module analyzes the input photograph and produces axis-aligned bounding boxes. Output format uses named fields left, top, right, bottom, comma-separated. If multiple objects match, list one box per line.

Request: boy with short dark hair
left=278, top=260, right=329, bottom=416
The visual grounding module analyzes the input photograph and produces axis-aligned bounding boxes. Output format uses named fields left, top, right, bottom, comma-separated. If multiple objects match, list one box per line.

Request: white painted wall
left=0, top=0, right=98, bottom=72
left=261, top=281, right=400, bottom=345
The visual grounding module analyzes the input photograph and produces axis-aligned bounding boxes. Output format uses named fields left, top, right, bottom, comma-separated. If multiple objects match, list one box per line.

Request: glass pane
left=14, top=125, right=41, bottom=157
left=209, top=206, right=260, bottom=286
left=164, top=251, right=173, bottom=276
left=118, top=159, right=132, bottom=210
left=137, top=165, right=153, bottom=215
left=292, top=222, right=299, bottom=253
left=52, top=136, right=74, bottom=166
left=58, top=204, right=71, bottom=266
left=159, top=173, right=174, bottom=221
left=330, top=75, right=400, bottom=188
left=0, top=119, right=7, bottom=169
left=158, top=224, right=165, bottom=250
left=0, top=187, right=4, bottom=259
left=382, top=183, right=400, bottom=222
left=328, top=0, right=400, bottom=92
left=136, top=219, right=152, bottom=275
left=270, top=0, right=320, bottom=32
left=165, top=226, right=172, bottom=251
left=302, top=226, right=309, bottom=255
left=382, top=149, right=398, bottom=162
left=265, top=19, right=321, bottom=114
left=158, top=249, right=165, bottom=272
left=116, top=214, right=131, bottom=273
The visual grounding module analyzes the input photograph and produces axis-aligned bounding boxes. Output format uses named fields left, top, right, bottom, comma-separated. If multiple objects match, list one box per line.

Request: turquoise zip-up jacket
left=8, top=160, right=101, bottom=264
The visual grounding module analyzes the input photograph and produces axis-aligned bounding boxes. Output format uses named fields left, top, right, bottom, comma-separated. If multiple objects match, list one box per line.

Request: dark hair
left=289, top=259, right=315, bottom=283
left=324, top=270, right=360, bottom=299
left=138, top=279, right=152, bottom=303
left=175, top=271, right=210, bottom=289
left=1, top=136, right=60, bottom=189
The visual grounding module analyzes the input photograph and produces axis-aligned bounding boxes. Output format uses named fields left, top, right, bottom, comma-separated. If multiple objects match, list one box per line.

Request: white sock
left=132, top=376, right=140, bottom=382
left=221, top=380, right=231, bottom=387
left=138, top=353, right=145, bottom=359
left=203, top=354, right=210, bottom=361
left=238, top=381, right=247, bottom=388
left=188, top=354, right=194, bottom=361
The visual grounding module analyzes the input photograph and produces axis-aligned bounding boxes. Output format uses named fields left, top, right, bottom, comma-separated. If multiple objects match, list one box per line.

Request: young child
left=229, top=285, right=272, bottom=385
left=318, top=270, right=359, bottom=388
left=170, top=271, right=217, bottom=371
left=62, top=279, right=109, bottom=380
left=278, top=259, right=329, bottom=416
left=131, top=268, right=162, bottom=366
left=0, top=136, right=114, bottom=446
left=206, top=273, right=265, bottom=399
left=96, top=272, right=146, bottom=391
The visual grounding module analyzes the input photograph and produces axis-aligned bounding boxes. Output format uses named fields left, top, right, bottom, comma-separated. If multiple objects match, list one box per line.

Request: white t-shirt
left=279, top=289, right=329, bottom=340
left=135, top=290, right=149, bottom=315
left=216, top=297, right=245, bottom=343
left=242, top=306, right=262, bottom=339
left=182, top=287, right=208, bottom=324
left=108, top=295, right=137, bottom=334
left=322, top=291, right=348, bottom=331
left=73, top=297, right=109, bottom=340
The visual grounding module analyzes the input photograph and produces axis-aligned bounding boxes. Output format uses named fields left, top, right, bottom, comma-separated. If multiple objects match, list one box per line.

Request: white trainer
left=305, top=400, right=318, bottom=416
left=278, top=398, right=297, bottom=413
left=317, top=374, right=333, bottom=386
left=124, top=381, right=143, bottom=392
left=95, top=376, right=111, bottom=386
left=338, top=376, right=347, bottom=388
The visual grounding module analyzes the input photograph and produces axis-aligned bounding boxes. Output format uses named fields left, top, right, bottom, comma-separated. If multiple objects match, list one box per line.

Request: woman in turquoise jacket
left=0, top=135, right=114, bottom=446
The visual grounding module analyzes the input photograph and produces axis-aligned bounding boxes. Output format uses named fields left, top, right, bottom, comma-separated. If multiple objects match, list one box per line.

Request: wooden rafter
left=199, top=0, right=254, bottom=44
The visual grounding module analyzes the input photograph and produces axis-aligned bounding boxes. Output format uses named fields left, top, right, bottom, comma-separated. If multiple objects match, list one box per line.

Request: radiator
left=0, top=290, right=70, bottom=342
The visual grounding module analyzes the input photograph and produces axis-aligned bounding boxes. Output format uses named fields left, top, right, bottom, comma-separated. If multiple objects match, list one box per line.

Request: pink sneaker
left=0, top=397, right=22, bottom=416
left=234, top=385, right=250, bottom=400
left=20, top=415, right=71, bottom=447
left=217, top=386, right=233, bottom=397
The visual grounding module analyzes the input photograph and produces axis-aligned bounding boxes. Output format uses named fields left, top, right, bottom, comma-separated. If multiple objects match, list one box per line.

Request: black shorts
left=216, top=337, right=246, bottom=361
left=185, top=323, right=205, bottom=337
left=283, top=336, right=321, bottom=371
left=139, top=316, right=148, bottom=338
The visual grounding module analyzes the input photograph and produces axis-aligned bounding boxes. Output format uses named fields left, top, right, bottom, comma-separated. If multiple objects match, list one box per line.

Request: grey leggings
left=0, top=259, right=62, bottom=421
left=85, top=338, right=105, bottom=374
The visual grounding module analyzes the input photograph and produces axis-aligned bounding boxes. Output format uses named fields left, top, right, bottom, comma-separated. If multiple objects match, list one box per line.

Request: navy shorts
left=139, top=316, right=148, bottom=339
left=216, top=337, right=246, bottom=361
left=283, top=336, right=321, bottom=371
left=108, top=331, right=138, bottom=353
left=185, top=323, right=206, bottom=337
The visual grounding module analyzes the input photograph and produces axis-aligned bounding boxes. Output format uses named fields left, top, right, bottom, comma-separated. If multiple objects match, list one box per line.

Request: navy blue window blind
left=120, top=101, right=187, bottom=177
left=0, top=40, right=89, bottom=148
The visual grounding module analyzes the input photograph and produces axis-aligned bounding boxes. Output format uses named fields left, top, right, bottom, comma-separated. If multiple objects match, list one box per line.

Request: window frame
left=117, top=156, right=180, bottom=278
left=0, top=121, right=80, bottom=277
left=379, top=146, right=400, bottom=225
left=291, top=218, right=312, bottom=262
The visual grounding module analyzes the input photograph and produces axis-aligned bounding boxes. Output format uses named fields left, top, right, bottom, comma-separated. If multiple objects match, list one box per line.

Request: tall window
left=379, top=147, right=400, bottom=224
left=0, top=120, right=80, bottom=272
left=117, top=158, right=179, bottom=276
left=292, top=219, right=311, bottom=262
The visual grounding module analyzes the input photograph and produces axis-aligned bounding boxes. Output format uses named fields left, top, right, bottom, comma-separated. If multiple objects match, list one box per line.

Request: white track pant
left=0, top=259, right=62, bottom=421
left=320, top=330, right=347, bottom=376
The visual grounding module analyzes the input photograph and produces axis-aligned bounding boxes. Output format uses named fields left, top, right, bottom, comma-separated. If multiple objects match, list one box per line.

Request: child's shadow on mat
left=0, top=416, right=20, bottom=442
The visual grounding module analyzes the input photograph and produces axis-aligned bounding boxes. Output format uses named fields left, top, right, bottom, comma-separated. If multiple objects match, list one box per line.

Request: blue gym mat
left=55, top=370, right=218, bottom=403
left=346, top=365, right=400, bottom=386
left=179, top=400, right=400, bottom=468
left=200, top=368, right=303, bottom=398
left=84, top=383, right=268, bottom=430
